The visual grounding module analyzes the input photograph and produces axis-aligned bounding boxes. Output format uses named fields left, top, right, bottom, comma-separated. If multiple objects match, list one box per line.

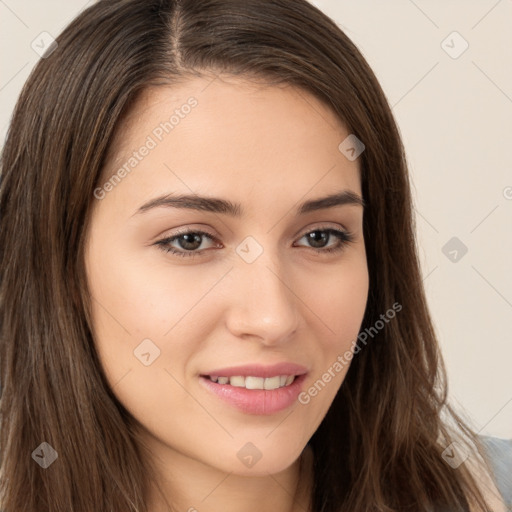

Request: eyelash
left=154, top=226, right=355, bottom=259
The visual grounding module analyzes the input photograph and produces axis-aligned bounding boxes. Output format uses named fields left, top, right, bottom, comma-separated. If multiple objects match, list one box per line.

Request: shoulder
left=477, top=436, right=512, bottom=510
left=463, top=435, right=512, bottom=512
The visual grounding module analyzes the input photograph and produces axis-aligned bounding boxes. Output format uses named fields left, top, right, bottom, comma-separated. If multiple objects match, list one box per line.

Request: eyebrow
left=134, top=190, right=365, bottom=217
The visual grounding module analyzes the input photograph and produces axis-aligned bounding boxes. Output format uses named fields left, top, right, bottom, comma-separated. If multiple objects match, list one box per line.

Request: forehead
left=100, top=74, right=362, bottom=212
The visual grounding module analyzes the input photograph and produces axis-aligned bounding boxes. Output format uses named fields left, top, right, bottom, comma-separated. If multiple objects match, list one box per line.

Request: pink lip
left=199, top=373, right=308, bottom=415
left=201, top=362, right=308, bottom=378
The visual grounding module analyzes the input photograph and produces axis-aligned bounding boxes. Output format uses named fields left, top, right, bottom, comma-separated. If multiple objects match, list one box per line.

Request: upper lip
left=201, top=363, right=308, bottom=378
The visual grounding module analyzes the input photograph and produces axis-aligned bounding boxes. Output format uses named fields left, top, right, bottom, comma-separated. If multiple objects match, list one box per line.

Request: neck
left=144, top=440, right=314, bottom=512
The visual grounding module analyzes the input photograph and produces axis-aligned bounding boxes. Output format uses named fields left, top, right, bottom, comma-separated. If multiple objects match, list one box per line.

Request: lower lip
left=199, top=374, right=307, bottom=415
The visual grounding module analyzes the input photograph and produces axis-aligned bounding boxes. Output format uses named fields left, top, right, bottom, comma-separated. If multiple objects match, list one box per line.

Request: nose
left=224, top=247, right=299, bottom=345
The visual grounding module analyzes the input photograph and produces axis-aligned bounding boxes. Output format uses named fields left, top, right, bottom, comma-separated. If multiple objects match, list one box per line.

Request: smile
left=205, top=375, right=296, bottom=389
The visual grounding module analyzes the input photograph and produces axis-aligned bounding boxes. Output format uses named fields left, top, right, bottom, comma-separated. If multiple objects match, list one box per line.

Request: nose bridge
left=225, top=239, right=299, bottom=343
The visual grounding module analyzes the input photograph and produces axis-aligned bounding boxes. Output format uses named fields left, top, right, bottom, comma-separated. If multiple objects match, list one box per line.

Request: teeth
left=207, top=374, right=296, bottom=389
left=229, top=376, right=246, bottom=387
left=263, top=376, right=281, bottom=390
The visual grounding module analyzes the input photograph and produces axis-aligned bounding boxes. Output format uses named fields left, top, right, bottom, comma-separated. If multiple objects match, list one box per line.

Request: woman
left=0, top=1, right=508, bottom=511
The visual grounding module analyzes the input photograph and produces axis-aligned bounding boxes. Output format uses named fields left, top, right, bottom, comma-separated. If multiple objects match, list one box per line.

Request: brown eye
left=155, top=230, right=219, bottom=258
left=295, top=228, right=354, bottom=254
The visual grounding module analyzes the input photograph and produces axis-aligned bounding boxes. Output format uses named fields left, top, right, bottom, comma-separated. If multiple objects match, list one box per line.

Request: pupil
left=179, top=233, right=202, bottom=250
left=308, top=231, right=328, bottom=248
left=176, top=231, right=330, bottom=251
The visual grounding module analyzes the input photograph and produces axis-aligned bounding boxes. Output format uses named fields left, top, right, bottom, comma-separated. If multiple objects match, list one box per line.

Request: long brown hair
left=0, top=1, right=498, bottom=510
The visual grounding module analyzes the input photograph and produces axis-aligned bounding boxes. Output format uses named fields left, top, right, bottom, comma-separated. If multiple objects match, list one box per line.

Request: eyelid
left=164, top=225, right=217, bottom=239
left=153, top=227, right=220, bottom=256
left=157, top=221, right=347, bottom=245
left=295, top=222, right=348, bottom=238
left=154, top=222, right=355, bottom=259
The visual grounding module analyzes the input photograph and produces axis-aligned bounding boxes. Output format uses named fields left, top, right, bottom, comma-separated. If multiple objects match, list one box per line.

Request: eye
left=294, top=226, right=355, bottom=254
left=154, top=229, right=220, bottom=258
left=154, top=225, right=355, bottom=258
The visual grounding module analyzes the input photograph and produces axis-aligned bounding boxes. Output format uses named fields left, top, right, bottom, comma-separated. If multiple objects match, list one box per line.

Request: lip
left=201, top=362, right=308, bottom=378
left=199, top=373, right=308, bottom=415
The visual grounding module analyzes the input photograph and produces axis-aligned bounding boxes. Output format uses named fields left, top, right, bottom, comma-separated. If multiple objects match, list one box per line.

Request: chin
left=209, top=439, right=308, bottom=477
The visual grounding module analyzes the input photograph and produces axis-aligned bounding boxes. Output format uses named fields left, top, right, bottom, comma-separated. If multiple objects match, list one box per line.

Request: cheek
left=84, top=232, right=370, bottom=475
left=85, top=235, right=209, bottom=387
left=88, top=232, right=368, bottom=381
left=86, top=249, right=245, bottom=430
left=86, top=244, right=213, bottom=434
left=292, top=250, right=369, bottom=406
left=305, top=251, right=369, bottom=348
left=87, top=232, right=220, bottom=338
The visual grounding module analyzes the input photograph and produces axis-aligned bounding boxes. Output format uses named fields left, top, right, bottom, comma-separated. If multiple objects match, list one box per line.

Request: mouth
left=201, top=374, right=297, bottom=390
left=198, top=363, right=308, bottom=415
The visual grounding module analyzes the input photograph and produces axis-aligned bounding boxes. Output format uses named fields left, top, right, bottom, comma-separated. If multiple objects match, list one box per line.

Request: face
left=85, top=74, right=369, bottom=477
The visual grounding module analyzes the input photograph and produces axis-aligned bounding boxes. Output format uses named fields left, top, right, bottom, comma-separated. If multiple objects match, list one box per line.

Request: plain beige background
left=0, top=0, right=511, bottom=439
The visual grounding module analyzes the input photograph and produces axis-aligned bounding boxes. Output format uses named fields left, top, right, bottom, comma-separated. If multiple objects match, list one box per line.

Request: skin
left=85, top=74, right=369, bottom=512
